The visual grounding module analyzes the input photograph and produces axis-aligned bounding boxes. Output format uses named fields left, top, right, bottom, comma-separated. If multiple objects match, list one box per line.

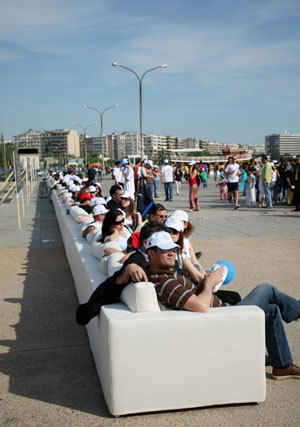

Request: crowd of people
left=48, top=155, right=300, bottom=381
left=217, top=155, right=300, bottom=211
left=107, top=155, right=300, bottom=212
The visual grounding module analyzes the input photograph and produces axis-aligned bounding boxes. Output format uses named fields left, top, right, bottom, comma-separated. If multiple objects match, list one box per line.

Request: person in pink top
left=188, top=162, right=200, bottom=211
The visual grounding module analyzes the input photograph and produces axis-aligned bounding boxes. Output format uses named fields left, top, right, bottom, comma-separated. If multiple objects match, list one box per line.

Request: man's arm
left=183, top=269, right=224, bottom=312
left=115, top=263, right=148, bottom=284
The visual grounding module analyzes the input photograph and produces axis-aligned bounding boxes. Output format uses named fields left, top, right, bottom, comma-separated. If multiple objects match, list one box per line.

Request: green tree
left=0, top=143, right=17, bottom=167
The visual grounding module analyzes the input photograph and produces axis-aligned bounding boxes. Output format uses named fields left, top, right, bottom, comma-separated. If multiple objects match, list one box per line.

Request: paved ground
left=0, top=176, right=299, bottom=426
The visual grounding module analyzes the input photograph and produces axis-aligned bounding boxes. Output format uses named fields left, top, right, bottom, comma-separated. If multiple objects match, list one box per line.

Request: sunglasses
left=157, top=214, right=167, bottom=219
left=114, top=218, right=125, bottom=225
left=159, top=247, right=178, bottom=254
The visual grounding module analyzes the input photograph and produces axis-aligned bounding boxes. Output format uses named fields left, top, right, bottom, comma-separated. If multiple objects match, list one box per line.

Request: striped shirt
left=147, top=268, right=226, bottom=310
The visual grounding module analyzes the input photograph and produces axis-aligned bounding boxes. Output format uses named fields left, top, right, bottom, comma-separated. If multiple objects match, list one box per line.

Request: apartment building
left=13, top=129, right=80, bottom=160
left=144, top=134, right=167, bottom=157
left=265, top=132, right=300, bottom=158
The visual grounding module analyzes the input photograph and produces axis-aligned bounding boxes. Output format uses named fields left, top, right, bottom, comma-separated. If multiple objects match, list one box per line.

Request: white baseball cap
left=165, top=216, right=184, bottom=232
left=120, top=191, right=134, bottom=200
left=164, top=159, right=169, bottom=164
left=70, top=184, right=80, bottom=192
left=92, top=197, right=107, bottom=206
left=89, top=185, right=96, bottom=193
left=93, top=205, right=109, bottom=216
left=74, top=176, right=82, bottom=184
left=146, top=231, right=179, bottom=251
left=82, top=178, right=89, bottom=182
left=172, top=210, right=189, bottom=223
left=189, top=160, right=195, bottom=166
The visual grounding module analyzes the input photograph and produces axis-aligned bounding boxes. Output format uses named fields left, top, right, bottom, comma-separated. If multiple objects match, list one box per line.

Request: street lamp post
left=112, top=62, right=168, bottom=160
left=84, top=104, right=118, bottom=172
left=73, top=122, right=97, bottom=166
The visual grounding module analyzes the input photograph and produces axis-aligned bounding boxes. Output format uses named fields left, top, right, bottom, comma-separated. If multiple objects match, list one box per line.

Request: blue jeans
left=235, top=283, right=300, bottom=367
left=164, top=182, right=173, bottom=200
left=264, top=182, right=272, bottom=207
left=273, top=183, right=281, bottom=204
left=153, top=180, right=159, bottom=197
left=145, top=182, right=154, bottom=200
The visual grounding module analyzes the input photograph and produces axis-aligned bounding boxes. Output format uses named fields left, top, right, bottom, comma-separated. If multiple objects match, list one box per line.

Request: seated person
left=165, top=216, right=205, bottom=283
left=106, top=184, right=123, bottom=210
left=78, top=193, right=93, bottom=214
left=76, top=221, right=169, bottom=325
left=146, top=231, right=300, bottom=381
left=135, top=203, right=167, bottom=232
left=98, top=209, right=132, bottom=274
left=76, top=221, right=241, bottom=326
left=171, top=210, right=203, bottom=270
left=120, top=191, right=142, bottom=232
left=82, top=205, right=108, bottom=243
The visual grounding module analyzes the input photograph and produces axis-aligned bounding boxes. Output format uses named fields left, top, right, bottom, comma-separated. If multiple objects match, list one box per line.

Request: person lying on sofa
left=76, top=222, right=241, bottom=326
left=145, top=231, right=300, bottom=381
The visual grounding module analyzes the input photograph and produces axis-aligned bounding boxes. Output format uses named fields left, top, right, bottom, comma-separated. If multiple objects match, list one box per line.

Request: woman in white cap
left=165, top=216, right=205, bottom=282
left=98, top=209, right=133, bottom=276
left=171, top=210, right=204, bottom=273
left=120, top=191, right=142, bottom=232
left=188, top=162, right=200, bottom=211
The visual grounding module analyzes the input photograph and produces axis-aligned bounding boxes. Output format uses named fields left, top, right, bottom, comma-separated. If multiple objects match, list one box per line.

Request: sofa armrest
left=120, top=282, right=161, bottom=312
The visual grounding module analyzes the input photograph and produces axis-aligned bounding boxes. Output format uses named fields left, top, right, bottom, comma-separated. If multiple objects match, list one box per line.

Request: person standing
left=153, top=165, right=161, bottom=198
left=143, top=161, right=155, bottom=200
left=261, top=154, right=272, bottom=208
left=225, top=156, right=241, bottom=209
left=188, top=162, right=200, bottom=211
left=245, top=169, right=256, bottom=207
left=133, top=160, right=141, bottom=194
left=87, top=164, right=96, bottom=183
left=175, top=166, right=183, bottom=195
left=161, top=160, right=174, bottom=201
left=113, top=161, right=125, bottom=187
left=124, top=161, right=135, bottom=194
left=292, top=155, right=300, bottom=211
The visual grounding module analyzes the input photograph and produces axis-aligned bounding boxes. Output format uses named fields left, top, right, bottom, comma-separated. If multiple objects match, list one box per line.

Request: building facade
left=265, top=132, right=300, bottom=158
left=13, top=129, right=80, bottom=161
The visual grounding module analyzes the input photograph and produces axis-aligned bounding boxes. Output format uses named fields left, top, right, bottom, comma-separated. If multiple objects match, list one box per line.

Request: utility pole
left=1, top=131, right=7, bottom=169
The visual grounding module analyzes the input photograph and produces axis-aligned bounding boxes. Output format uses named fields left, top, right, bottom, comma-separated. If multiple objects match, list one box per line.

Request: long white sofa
left=51, top=188, right=266, bottom=416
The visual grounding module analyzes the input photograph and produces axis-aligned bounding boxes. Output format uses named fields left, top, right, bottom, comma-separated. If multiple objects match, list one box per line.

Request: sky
left=1, top=0, right=300, bottom=145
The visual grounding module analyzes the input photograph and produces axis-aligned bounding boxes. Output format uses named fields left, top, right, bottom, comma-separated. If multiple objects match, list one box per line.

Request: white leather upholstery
left=120, top=282, right=161, bottom=312
left=51, top=188, right=266, bottom=416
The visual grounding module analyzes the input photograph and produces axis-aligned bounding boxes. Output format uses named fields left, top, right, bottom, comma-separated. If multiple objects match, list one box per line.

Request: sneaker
left=234, top=204, right=240, bottom=210
left=272, top=363, right=300, bottom=380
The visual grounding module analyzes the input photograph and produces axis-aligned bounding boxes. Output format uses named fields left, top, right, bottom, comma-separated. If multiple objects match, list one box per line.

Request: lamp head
left=112, top=62, right=119, bottom=66
left=161, top=64, right=168, bottom=68
left=83, top=105, right=87, bottom=109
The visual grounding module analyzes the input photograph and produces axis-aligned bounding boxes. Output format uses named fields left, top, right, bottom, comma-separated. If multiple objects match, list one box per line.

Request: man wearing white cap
left=146, top=231, right=224, bottom=309
left=161, top=159, right=175, bottom=201
left=82, top=205, right=108, bottom=241
left=146, top=232, right=300, bottom=380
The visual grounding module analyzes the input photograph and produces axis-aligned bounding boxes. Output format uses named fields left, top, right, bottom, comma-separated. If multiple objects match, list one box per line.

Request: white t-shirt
left=113, top=167, right=124, bottom=184
left=225, top=163, right=240, bottom=183
left=161, top=165, right=174, bottom=183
